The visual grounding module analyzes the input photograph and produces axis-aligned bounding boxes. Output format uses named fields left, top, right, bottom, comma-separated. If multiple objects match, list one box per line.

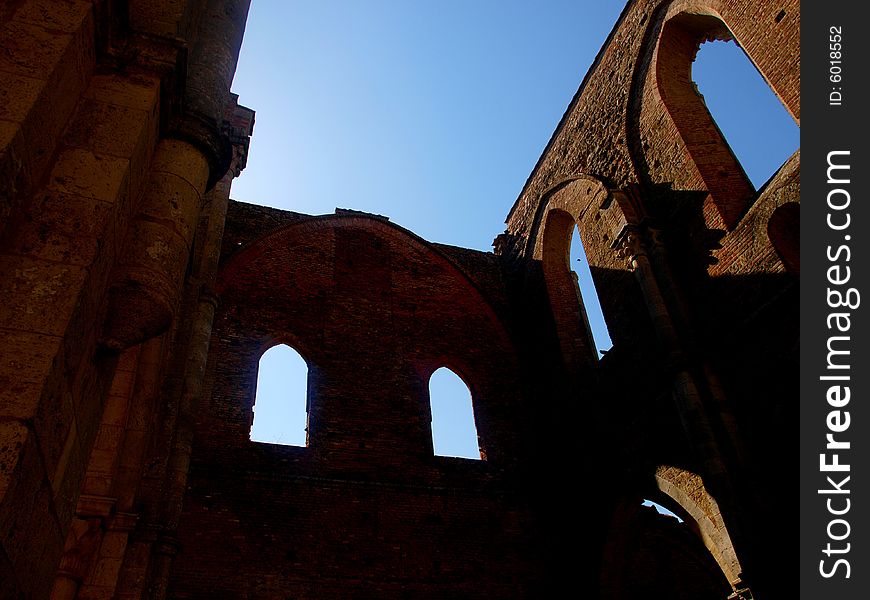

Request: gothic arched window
left=429, top=367, right=481, bottom=459
left=251, top=344, right=309, bottom=446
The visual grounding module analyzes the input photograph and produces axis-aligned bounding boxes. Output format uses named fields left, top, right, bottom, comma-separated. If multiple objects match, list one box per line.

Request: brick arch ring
left=527, top=174, right=612, bottom=260
left=216, top=211, right=510, bottom=346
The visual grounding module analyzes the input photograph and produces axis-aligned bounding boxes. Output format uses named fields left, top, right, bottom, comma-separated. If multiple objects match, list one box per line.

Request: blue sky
left=230, top=1, right=627, bottom=251
left=237, top=1, right=798, bottom=456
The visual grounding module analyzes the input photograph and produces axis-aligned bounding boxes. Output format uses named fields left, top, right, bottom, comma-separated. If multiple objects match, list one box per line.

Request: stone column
left=142, top=98, right=252, bottom=600
left=102, top=139, right=210, bottom=350
left=101, top=0, right=251, bottom=351
left=49, top=518, right=104, bottom=600
left=612, top=221, right=753, bottom=597
left=614, top=226, right=729, bottom=479
left=175, top=0, right=252, bottom=189
left=645, top=228, right=748, bottom=470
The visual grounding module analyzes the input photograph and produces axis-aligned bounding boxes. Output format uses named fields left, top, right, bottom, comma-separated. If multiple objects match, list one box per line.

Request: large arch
left=218, top=212, right=504, bottom=323
left=170, top=211, right=534, bottom=597
left=629, top=0, right=800, bottom=231
left=654, top=9, right=754, bottom=229
left=600, top=494, right=733, bottom=600
left=600, top=465, right=745, bottom=599
left=529, top=176, right=613, bottom=369
left=653, top=465, right=743, bottom=587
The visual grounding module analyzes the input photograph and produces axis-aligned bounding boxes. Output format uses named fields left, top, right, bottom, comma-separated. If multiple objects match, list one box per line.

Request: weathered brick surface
left=499, top=2, right=799, bottom=597
left=167, top=205, right=543, bottom=597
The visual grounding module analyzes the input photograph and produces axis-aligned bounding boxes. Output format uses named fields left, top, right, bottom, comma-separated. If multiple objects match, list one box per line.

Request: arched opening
left=653, top=466, right=743, bottom=590
left=767, top=202, right=800, bottom=275
left=692, top=39, right=799, bottom=189
left=600, top=497, right=732, bottom=600
left=429, top=367, right=481, bottom=460
left=570, top=226, right=613, bottom=354
left=251, top=344, right=309, bottom=446
left=641, top=498, right=683, bottom=523
left=540, top=208, right=598, bottom=367
left=655, top=13, right=753, bottom=229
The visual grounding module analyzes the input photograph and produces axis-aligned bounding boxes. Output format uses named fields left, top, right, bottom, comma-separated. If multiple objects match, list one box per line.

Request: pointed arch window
left=655, top=13, right=799, bottom=228
left=251, top=344, right=309, bottom=446
left=429, top=367, right=482, bottom=460
left=539, top=207, right=602, bottom=367
left=692, top=39, right=799, bottom=189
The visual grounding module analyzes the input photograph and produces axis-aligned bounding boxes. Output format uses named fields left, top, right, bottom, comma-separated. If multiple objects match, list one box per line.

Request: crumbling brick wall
left=499, top=1, right=799, bottom=597
left=167, top=204, right=546, bottom=598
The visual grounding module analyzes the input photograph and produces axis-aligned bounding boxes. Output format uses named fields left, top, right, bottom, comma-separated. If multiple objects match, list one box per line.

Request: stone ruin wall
left=0, top=1, right=799, bottom=598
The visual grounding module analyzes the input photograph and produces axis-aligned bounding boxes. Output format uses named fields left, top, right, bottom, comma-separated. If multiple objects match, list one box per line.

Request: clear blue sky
left=237, top=1, right=798, bottom=455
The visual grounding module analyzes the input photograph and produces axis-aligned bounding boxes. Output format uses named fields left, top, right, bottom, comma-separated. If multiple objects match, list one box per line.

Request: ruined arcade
left=0, top=1, right=799, bottom=598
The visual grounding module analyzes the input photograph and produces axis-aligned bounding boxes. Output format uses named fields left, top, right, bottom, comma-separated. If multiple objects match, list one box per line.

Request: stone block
left=47, top=148, right=129, bottom=205
left=0, top=420, right=63, bottom=599
left=0, top=328, right=61, bottom=419
left=0, top=73, right=44, bottom=123
left=13, top=0, right=93, bottom=35
left=83, top=74, right=161, bottom=113
left=0, top=21, right=73, bottom=79
left=0, top=253, right=87, bottom=336
left=0, top=421, right=30, bottom=501
left=6, top=189, right=112, bottom=266
left=0, top=120, right=33, bottom=233
left=63, top=100, right=149, bottom=158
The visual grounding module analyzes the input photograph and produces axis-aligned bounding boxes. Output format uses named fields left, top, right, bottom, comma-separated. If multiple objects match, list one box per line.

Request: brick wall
left=499, top=1, right=800, bottom=597
left=0, top=1, right=800, bottom=597
left=167, top=204, right=547, bottom=598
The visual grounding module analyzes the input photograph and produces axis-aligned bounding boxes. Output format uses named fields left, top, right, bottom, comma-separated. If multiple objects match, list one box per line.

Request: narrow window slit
left=571, top=226, right=613, bottom=354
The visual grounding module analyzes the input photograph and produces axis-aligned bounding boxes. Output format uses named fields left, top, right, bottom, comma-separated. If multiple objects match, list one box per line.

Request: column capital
left=171, top=110, right=234, bottom=191
left=611, top=226, right=647, bottom=271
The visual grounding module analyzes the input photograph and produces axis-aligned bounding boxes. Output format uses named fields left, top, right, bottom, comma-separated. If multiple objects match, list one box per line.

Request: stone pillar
left=49, top=518, right=103, bottom=600
left=614, top=226, right=729, bottom=479
left=175, top=0, right=252, bottom=189
left=49, top=494, right=117, bottom=599
left=645, top=228, right=748, bottom=470
left=101, top=0, right=251, bottom=351
left=147, top=289, right=218, bottom=600
left=101, top=139, right=210, bottom=350
left=612, top=220, right=752, bottom=597
left=119, top=98, right=252, bottom=600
